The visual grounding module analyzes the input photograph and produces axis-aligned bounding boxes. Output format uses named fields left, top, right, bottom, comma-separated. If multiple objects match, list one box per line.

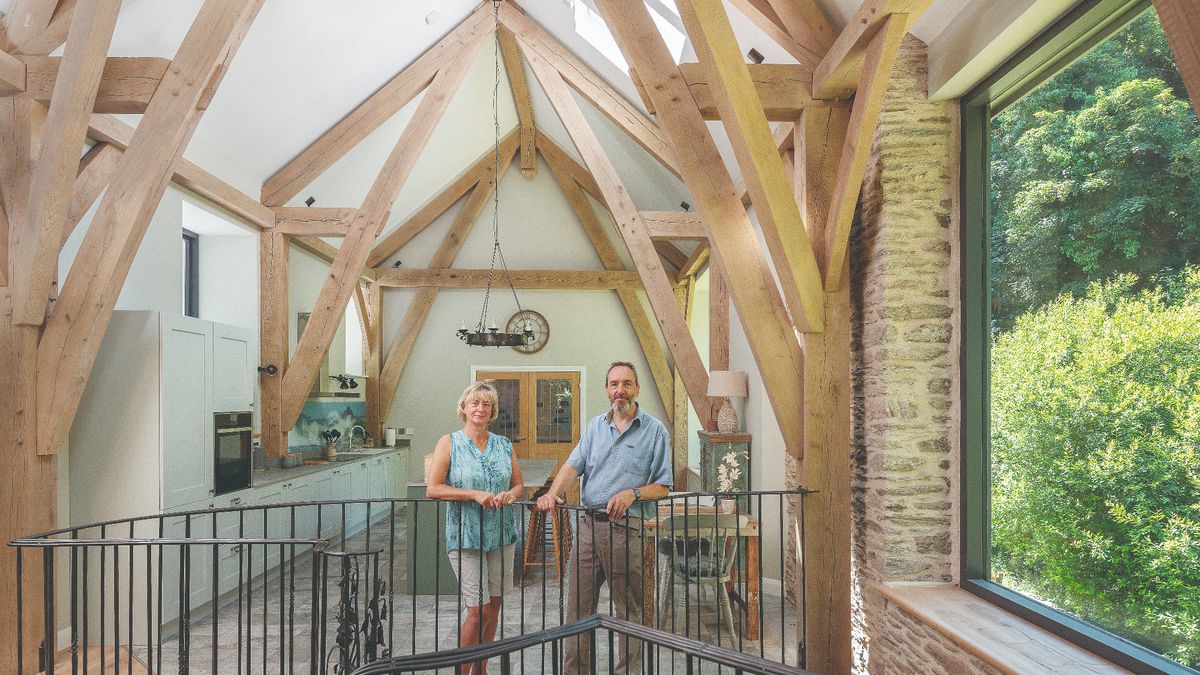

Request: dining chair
left=654, top=512, right=741, bottom=643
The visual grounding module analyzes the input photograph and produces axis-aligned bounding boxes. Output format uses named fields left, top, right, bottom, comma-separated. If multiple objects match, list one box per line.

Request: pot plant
left=320, top=428, right=342, bottom=461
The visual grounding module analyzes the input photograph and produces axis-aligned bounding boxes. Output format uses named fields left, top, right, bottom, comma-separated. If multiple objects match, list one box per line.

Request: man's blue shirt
left=566, top=404, right=672, bottom=519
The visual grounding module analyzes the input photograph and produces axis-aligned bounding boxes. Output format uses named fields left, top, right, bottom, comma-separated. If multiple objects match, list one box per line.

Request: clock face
left=507, top=310, right=549, bottom=354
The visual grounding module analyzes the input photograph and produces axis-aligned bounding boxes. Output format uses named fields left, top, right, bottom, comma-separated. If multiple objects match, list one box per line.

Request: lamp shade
left=707, top=370, right=748, bottom=398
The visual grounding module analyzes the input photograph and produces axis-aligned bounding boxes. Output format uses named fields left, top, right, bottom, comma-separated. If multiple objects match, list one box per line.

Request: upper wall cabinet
left=213, top=323, right=254, bottom=412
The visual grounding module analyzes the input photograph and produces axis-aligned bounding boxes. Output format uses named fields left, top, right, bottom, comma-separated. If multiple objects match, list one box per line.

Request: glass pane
left=988, top=9, right=1199, bottom=667
left=536, top=379, right=573, bottom=444
left=491, top=378, right=521, bottom=441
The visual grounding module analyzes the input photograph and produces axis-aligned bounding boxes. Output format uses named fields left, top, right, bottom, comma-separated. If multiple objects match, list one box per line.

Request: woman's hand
left=494, top=489, right=520, bottom=507
left=472, top=491, right=498, bottom=509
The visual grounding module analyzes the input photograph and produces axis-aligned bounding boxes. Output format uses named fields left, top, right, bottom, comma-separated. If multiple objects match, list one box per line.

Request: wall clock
left=507, top=309, right=549, bottom=354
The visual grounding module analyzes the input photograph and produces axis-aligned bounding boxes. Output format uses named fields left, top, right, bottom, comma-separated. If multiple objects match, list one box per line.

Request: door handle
left=512, top=435, right=527, bottom=442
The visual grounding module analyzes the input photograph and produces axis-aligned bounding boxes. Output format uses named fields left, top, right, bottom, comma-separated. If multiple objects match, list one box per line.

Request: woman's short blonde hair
left=457, top=381, right=500, bottom=422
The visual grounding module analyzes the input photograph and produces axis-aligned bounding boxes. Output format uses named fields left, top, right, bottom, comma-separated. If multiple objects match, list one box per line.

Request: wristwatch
left=632, top=488, right=641, bottom=501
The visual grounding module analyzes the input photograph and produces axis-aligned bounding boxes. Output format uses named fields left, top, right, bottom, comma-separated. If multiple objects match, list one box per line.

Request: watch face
left=507, top=310, right=549, bottom=354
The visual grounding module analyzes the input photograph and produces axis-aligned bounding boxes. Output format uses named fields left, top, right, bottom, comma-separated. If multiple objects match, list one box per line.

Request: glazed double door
left=478, top=370, right=581, bottom=502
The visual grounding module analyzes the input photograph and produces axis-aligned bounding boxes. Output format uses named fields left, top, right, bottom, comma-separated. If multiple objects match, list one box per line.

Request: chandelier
left=457, top=0, right=535, bottom=349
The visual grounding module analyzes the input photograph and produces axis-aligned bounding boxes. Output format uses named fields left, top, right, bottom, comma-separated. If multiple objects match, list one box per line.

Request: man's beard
left=610, top=396, right=635, bottom=414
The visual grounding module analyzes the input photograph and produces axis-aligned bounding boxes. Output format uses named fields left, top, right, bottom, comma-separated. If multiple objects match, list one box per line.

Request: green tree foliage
left=989, top=12, right=1200, bottom=331
left=991, top=271, right=1200, bottom=666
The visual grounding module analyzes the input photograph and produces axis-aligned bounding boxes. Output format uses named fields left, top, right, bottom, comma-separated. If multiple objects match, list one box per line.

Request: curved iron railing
left=8, top=489, right=810, bottom=674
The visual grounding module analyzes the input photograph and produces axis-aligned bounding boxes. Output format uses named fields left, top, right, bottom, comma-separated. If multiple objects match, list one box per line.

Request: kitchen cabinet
left=70, top=310, right=258, bottom=524
left=213, top=322, right=254, bottom=413
left=162, top=313, right=215, bottom=508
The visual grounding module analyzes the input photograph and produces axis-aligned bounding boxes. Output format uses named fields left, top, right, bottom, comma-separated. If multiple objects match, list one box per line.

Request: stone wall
left=848, top=34, right=979, bottom=673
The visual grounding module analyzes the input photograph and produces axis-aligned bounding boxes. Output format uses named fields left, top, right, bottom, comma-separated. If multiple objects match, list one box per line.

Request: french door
left=477, top=370, right=581, bottom=502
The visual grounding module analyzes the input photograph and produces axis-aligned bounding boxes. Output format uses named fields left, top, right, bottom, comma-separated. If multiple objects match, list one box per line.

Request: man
left=537, top=361, right=672, bottom=674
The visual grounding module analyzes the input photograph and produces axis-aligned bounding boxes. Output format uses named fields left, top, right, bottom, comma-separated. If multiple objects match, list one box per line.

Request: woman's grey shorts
left=448, top=544, right=515, bottom=607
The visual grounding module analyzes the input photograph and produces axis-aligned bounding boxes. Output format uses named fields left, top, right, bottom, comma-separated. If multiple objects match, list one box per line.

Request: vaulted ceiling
left=0, top=0, right=969, bottom=241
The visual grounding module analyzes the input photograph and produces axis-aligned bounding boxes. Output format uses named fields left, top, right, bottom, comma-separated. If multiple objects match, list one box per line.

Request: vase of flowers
left=717, top=448, right=743, bottom=512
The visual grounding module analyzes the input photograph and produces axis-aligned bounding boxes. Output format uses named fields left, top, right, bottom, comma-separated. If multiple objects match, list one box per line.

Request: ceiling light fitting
left=456, top=1, right=537, bottom=349
left=747, top=48, right=764, bottom=64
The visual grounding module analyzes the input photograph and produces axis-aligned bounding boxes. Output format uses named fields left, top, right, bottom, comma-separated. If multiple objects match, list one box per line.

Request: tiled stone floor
left=125, top=509, right=801, bottom=674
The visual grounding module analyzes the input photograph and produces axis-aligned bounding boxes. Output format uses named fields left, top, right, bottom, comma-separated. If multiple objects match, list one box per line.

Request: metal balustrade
left=8, top=489, right=810, bottom=674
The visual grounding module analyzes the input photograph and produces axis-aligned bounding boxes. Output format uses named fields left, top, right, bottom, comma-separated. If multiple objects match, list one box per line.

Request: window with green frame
left=962, top=1, right=1199, bottom=672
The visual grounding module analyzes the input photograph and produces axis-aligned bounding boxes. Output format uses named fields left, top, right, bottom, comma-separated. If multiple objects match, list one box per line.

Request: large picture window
left=963, top=1, right=1199, bottom=671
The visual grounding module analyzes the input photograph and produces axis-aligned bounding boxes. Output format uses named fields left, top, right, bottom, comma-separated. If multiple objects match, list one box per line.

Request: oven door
left=214, top=413, right=252, bottom=495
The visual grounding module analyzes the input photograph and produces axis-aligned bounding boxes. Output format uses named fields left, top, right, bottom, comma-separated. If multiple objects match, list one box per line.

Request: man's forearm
left=637, top=483, right=670, bottom=501
left=547, top=463, right=579, bottom=499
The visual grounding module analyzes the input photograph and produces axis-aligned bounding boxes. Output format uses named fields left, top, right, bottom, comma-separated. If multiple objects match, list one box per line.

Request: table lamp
left=708, top=370, right=748, bottom=433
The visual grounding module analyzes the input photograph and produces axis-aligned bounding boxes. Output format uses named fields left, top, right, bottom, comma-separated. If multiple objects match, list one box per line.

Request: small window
left=182, top=229, right=199, bottom=318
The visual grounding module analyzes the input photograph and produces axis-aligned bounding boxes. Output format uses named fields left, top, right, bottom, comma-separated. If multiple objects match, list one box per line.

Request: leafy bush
left=991, top=270, right=1200, bottom=666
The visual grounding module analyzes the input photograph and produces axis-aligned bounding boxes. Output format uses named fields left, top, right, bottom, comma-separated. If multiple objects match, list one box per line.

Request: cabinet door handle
left=231, top=497, right=242, bottom=505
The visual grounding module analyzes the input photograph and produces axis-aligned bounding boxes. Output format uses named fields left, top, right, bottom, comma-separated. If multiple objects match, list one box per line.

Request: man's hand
left=473, top=491, right=498, bottom=509
left=537, top=492, right=564, bottom=512
left=606, top=489, right=636, bottom=521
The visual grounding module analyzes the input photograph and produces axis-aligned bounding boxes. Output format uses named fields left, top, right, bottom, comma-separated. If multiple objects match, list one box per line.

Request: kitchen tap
left=348, top=425, right=367, bottom=449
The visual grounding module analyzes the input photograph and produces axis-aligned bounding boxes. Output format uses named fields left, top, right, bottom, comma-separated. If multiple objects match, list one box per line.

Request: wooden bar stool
left=523, top=486, right=572, bottom=582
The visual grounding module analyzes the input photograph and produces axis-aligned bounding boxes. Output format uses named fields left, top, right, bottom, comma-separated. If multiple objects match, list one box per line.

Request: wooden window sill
left=878, top=583, right=1128, bottom=674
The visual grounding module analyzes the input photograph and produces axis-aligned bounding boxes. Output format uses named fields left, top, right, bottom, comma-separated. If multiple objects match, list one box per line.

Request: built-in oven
left=214, top=411, right=253, bottom=495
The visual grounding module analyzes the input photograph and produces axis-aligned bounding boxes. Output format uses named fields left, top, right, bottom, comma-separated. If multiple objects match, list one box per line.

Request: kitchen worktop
left=252, top=443, right=409, bottom=489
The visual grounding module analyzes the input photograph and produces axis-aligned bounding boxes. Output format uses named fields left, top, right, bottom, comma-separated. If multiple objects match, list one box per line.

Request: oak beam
left=4, top=0, right=57, bottom=52
left=642, top=210, right=707, bottom=240
left=709, top=262, right=729, bottom=371
left=499, top=3, right=682, bottom=179
left=15, top=56, right=169, bottom=113
left=87, top=114, right=275, bottom=229
left=676, top=241, right=710, bottom=282
left=10, top=0, right=120, bottom=325
left=800, top=274, right=853, bottom=673
left=498, top=27, right=536, bottom=179
left=0, top=289, right=53, bottom=675
left=590, top=0, right=805, bottom=453
left=0, top=48, right=25, bottom=94
left=677, top=0, right=824, bottom=330
left=764, top=0, right=835, bottom=53
left=542, top=146, right=675, bottom=423
left=726, top=0, right=825, bottom=69
left=376, top=144, right=518, bottom=423
left=823, top=15, right=905, bottom=288
left=813, top=0, right=930, bottom=100
left=259, top=229, right=288, bottom=457
left=273, top=207, right=356, bottom=236
left=654, top=241, right=689, bottom=270
left=0, top=99, right=37, bottom=289
left=795, top=98, right=852, bottom=675
left=524, top=43, right=712, bottom=425
left=795, top=105, right=849, bottom=251
left=1153, top=0, right=1200, bottom=120
left=36, top=0, right=266, bottom=456
left=375, top=268, right=642, bottom=290
left=260, top=6, right=491, bottom=206
left=533, top=129, right=604, bottom=204
left=362, top=280, right=383, bottom=439
left=678, top=62, right=815, bottom=120
left=367, top=129, right=520, bottom=268
left=59, top=142, right=121, bottom=271
left=282, top=41, right=486, bottom=427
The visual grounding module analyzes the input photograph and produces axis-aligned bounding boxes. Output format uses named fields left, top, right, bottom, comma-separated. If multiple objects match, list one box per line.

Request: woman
left=426, top=381, right=524, bottom=675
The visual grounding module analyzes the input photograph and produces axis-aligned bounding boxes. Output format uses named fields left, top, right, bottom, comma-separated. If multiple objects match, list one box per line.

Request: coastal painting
left=288, top=399, right=367, bottom=455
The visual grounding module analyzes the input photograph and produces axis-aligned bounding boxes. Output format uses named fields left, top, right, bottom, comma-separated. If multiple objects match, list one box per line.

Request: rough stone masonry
left=846, top=34, right=996, bottom=674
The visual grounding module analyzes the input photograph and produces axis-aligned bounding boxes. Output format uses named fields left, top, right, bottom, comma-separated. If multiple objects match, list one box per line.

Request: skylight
left=572, top=0, right=687, bottom=71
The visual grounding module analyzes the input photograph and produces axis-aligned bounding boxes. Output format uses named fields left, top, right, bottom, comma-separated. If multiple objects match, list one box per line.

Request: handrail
left=351, top=614, right=811, bottom=674
left=10, top=488, right=813, bottom=543
left=8, top=536, right=329, bottom=548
